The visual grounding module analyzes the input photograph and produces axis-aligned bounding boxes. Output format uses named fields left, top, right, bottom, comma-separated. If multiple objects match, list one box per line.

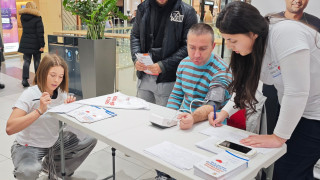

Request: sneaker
left=22, top=79, right=30, bottom=87
left=0, top=83, right=4, bottom=89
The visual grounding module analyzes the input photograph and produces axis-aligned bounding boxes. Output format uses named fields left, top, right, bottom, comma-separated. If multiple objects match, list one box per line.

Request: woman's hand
left=208, top=110, right=229, bottom=127
left=64, top=93, right=76, bottom=104
left=240, top=134, right=287, bottom=148
left=39, top=92, right=51, bottom=113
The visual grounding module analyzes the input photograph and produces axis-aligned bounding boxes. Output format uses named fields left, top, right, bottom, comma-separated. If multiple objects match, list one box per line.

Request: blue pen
left=213, top=104, right=216, bottom=120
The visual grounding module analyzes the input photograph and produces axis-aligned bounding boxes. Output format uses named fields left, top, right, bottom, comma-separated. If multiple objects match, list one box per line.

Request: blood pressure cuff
left=204, top=86, right=226, bottom=109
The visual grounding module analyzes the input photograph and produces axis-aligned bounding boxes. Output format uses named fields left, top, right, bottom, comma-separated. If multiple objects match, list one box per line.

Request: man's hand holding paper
left=147, top=63, right=162, bottom=74
left=135, top=60, right=147, bottom=71
left=135, top=53, right=159, bottom=75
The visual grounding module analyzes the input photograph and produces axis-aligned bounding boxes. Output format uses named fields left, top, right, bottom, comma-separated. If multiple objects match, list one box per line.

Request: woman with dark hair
left=208, top=1, right=320, bottom=179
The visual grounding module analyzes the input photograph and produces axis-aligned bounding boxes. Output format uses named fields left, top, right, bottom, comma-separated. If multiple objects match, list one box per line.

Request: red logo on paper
left=105, top=97, right=111, bottom=104
left=86, top=111, right=90, bottom=113
left=216, top=159, right=222, bottom=163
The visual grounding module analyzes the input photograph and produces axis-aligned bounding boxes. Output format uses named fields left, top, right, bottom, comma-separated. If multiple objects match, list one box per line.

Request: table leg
left=103, top=147, right=116, bottom=180
left=59, top=121, right=66, bottom=180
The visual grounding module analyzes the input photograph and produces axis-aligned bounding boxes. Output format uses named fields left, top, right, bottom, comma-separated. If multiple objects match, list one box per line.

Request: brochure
left=135, top=53, right=159, bottom=75
left=76, top=92, right=150, bottom=110
left=66, top=105, right=117, bottom=123
left=194, top=151, right=248, bottom=180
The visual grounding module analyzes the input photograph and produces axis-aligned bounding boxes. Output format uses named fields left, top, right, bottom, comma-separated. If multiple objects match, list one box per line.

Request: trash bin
left=48, top=35, right=83, bottom=97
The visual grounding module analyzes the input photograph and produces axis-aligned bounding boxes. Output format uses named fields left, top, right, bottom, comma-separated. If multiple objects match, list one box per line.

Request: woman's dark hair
left=216, top=1, right=269, bottom=112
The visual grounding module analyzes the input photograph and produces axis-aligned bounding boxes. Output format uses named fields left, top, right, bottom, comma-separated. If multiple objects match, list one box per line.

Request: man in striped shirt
left=167, top=23, right=232, bottom=130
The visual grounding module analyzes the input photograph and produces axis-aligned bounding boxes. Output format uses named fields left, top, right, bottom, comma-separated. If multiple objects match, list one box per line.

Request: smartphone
left=216, top=140, right=257, bottom=157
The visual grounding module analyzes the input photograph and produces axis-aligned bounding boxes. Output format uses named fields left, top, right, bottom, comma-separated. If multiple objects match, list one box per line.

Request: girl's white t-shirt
left=14, top=85, right=67, bottom=148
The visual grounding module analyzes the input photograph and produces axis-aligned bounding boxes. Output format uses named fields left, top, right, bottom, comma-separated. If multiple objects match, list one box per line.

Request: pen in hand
left=32, top=89, right=58, bottom=101
left=213, top=104, right=216, bottom=120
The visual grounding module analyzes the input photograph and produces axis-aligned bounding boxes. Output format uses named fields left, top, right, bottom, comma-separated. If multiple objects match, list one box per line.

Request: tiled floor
left=0, top=54, right=156, bottom=180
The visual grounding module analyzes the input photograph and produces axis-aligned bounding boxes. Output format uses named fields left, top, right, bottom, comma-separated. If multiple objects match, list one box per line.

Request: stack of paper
left=194, top=151, right=248, bottom=180
left=199, top=127, right=273, bottom=154
left=196, top=136, right=224, bottom=155
left=144, top=141, right=206, bottom=170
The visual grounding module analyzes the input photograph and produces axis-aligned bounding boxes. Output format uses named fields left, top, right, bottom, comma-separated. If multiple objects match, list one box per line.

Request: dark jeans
left=273, top=118, right=320, bottom=180
left=22, top=53, right=41, bottom=79
left=262, top=84, right=281, bottom=134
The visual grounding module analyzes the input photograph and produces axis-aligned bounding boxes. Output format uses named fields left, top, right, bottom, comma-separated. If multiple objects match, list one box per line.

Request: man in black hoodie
left=131, top=0, right=197, bottom=108
left=18, top=2, right=45, bottom=87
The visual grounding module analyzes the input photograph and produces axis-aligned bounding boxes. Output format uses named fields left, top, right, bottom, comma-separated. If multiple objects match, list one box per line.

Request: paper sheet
left=200, top=127, right=274, bottom=154
left=66, top=105, right=116, bottom=123
left=75, top=92, right=150, bottom=110
left=48, top=103, right=83, bottom=113
left=135, top=53, right=159, bottom=75
left=144, top=141, right=206, bottom=170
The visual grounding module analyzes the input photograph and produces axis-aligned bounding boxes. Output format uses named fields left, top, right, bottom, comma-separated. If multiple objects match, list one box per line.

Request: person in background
left=0, top=33, right=5, bottom=89
left=167, top=23, right=231, bottom=130
left=195, top=11, right=201, bottom=22
left=130, top=0, right=197, bottom=107
left=263, top=0, right=320, bottom=134
left=203, top=10, right=213, bottom=24
left=18, top=2, right=45, bottom=87
left=210, top=2, right=320, bottom=179
left=280, top=0, right=320, bottom=31
left=6, top=54, right=97, bottom=180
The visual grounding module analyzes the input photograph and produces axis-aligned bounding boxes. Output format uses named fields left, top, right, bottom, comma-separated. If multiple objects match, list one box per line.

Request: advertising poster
left=1, top=0, right=19, bottom=52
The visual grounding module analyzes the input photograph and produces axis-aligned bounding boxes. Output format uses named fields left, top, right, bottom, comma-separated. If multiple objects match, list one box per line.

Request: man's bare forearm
left=192, top=105, right=214, bottom=124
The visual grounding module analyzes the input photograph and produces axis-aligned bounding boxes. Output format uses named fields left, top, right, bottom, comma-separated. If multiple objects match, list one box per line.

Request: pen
left=32, top=89, right=58, bottom=101
left=213, top=104, right=216, bottom=120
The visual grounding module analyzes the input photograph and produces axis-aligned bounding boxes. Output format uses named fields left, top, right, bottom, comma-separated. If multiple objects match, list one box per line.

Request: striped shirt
left=167, top=53, right=232, bottom=112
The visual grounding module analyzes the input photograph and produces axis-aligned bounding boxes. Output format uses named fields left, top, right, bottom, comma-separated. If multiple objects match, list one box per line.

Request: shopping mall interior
left=0, top=0, right=319, bottom=179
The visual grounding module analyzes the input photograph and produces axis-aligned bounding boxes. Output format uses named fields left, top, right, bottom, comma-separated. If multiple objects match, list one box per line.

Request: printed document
left=194, top=151, right=248, bottom=180
left=76, top=92, right=150, bottom=110
left=144, top=141, right=206, bottom=170
left=66, top=105, right=116, bottom=123
left=135, top=53, right=159, bottom=75
left=48, top=103, right=83, bottom=113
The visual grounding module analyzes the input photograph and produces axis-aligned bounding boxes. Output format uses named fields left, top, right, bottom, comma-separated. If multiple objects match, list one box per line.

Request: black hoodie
left=130, top=0, right=197, bottom=83
left=18, top=8, right=45, bottom=54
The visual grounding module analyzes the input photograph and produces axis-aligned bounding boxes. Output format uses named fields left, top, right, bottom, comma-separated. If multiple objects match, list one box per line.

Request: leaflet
left=144, top=141, right=206, bottom=170
left=194, top=151, right=248, bottom=180
left=48, top=103, right=83, bottom=113
left=200, top=127, right=274, bottom=154
left=135, top=53, right=159, bottom=75
left=75, top=92, right=150, bottom=110
left=66, top=105, right=117, bottom=123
